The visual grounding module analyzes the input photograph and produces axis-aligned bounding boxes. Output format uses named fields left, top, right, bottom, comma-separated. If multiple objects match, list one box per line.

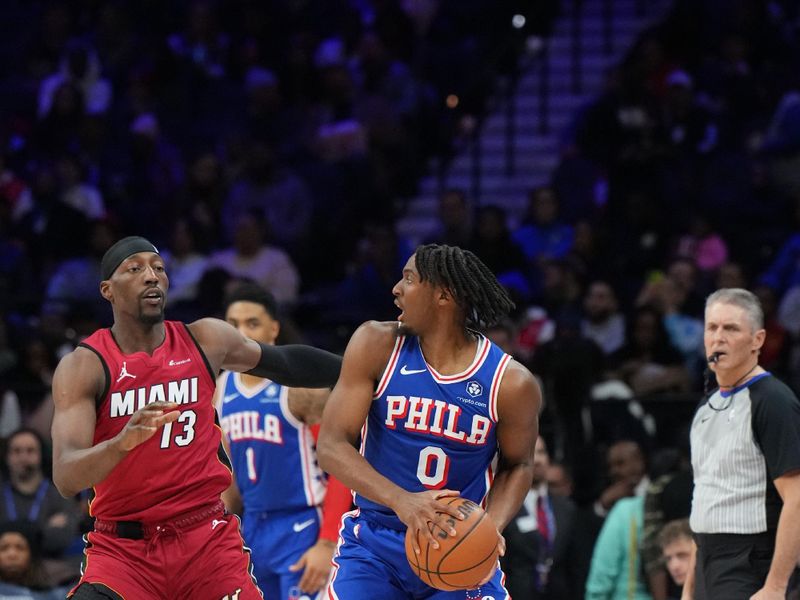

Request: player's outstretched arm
left=188, top=318, right=341, bottom=388
left=317, top=321, right=464, bottom=554
left=51, top=349, right=180, bottom=498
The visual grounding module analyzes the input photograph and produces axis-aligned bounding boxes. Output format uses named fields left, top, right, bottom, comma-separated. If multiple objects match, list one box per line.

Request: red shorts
left=71, top=501, right=262, bottom=599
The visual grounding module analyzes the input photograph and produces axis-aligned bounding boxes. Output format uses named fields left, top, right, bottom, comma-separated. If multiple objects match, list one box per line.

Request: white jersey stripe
left=327, top=509, right=360, bottom=600
left=489, top=353, right=512, bottom=422
left=374, top=335, right=404, bottom=398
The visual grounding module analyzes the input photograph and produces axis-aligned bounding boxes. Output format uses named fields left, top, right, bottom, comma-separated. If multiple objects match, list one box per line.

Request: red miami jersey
left=79, top=321, right=232, bottom=521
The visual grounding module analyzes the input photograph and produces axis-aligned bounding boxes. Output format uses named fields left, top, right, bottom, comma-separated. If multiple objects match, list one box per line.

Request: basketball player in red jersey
left=50, top=236, right=342, bottom=600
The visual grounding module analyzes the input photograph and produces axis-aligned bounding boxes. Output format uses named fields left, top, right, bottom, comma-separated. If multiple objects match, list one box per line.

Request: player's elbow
left=52, top=464, right=82, bottom=499
left=316, top=432, right=338, bottom=475
left=53, top=474, right=79, bottom=499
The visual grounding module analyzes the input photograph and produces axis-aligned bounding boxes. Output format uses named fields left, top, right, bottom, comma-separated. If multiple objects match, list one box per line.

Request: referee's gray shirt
left=690, top=373, right=800, bottom=534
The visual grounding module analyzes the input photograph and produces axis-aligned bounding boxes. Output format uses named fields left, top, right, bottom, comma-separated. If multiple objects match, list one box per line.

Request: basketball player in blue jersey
left=318, top=244, right=542, bottom=600
left=215, top=283, right=352, bottom=600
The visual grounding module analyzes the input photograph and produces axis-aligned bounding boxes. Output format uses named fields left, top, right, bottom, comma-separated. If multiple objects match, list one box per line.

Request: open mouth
left=142, top=290, right=163, bottom=305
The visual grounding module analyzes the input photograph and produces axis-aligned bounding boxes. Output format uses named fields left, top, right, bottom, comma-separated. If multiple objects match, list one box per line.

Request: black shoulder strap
left=77, top=342, right=110, bottom=410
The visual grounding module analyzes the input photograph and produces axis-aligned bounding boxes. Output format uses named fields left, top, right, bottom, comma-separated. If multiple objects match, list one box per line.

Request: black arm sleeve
left=245, top=343, right=342, bottom=388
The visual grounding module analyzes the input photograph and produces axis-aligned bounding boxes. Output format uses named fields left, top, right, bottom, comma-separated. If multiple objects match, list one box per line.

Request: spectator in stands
left=330, top=220, right=415, bottom=327
left=424, top=188, right=473, bottom=248
left=468, top=205, right=529, bottom=296
left=673, top=213, right=728, bottom=275
left=655, top=68, right=719, bottom=161
left=222, top=139, right=313, bottom=254
left=3, top=339, right=55, bottom=434
left=594, top=440, right=650, bottom=518
left=115, top=113, right=185, bottom=244
left=240, top=66, right=309, bottom=161
left=37, top=40, right=111, bottom=119
left=160, top=219, right=208, bottom=305
left=503, top=437, right=593, bottom=600
left=582, top=280, right=626, bottom=356
left=539, top=258, right=585, bottom=319
left=533, top=312, right=604, bottom=465
left=0, top=519, right=67, bottom=596
left=753, top=284, right=791, bottom=378
left=0, top=429, right=81, bottom=586
left=54, top=155, right=105, bottom=223
left=208, top=210, right=300, bottom=307
left=642, top=437, right=693, bottom=600
left=636, top=266, right=705, bottom=380
left=0, top=153, right=35, bottom=234
left=547, top=462, right=575, bottom=498
left=607, top=306, right=691, bottom=397
left=715, top=261, right=748, bottom=291
left=513, top=186, right=574, bottom=268
left=758, top=211, right=800, bottom=295
left=41, top=219, right=115, bottom=324
left=485, top=319, right=520, bottom=357
left=33, top=82, right=85, bottom=160
left=658, top=519, right=694, bottom=598
left=567, top=219, right=607, bottom=283
left=585, top=494, right=652, bottom=600
left=178, top=151, right=227, bottom=248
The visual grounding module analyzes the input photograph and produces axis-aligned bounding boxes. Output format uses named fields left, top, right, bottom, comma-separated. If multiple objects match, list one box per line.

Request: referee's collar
left=719, top=372, right=771, bottom=397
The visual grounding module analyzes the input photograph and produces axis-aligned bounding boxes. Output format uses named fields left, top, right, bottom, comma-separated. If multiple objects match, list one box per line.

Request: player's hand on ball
left=115, top=401, right=181, bottom=452
left=393, top=489, right=462, bottom=555
left=476, top=527, right=505, bottom=586
left=289, top=538, right=335, bottom=593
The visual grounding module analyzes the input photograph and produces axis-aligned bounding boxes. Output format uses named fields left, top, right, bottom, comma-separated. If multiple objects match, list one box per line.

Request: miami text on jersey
left=110, top=377, right=199, bottom=417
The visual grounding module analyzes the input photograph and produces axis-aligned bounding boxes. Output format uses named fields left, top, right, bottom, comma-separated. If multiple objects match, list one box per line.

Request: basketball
left=404, top=496, right=500, bottom=591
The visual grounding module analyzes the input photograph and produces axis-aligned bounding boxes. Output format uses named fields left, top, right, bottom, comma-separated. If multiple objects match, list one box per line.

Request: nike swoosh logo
left=222, top=393, right=239, bottom=403
left=400, top=365, right=427, bottom=375
left=701, top=417, right=711, bottom=423
left=292, top=518, right=315, bottom=533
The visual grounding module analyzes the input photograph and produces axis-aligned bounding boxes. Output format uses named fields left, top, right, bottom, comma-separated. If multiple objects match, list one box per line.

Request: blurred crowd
left=2, top=0, right=800, bottom=598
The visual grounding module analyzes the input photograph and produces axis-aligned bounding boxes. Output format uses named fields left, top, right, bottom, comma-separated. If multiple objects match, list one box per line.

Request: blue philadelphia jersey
left=218, top=371, right=326, bottom=512
left=357, top=332, right=511, bottom=529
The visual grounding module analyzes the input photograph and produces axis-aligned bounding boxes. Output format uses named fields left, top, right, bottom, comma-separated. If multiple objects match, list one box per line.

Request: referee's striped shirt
left=690, top=373, right=800, bottom=534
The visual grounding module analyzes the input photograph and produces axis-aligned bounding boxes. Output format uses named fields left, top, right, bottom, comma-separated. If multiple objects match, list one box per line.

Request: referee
left=684, top=288, right=800, bottom=600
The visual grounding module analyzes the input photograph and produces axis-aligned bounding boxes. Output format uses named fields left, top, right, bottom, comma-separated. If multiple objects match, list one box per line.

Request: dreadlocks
left=414, top=243, right=515, bottom=329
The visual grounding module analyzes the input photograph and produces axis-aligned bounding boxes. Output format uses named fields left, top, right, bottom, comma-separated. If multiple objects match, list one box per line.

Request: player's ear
left=437, top=287, right=453, bottom=306
left=99, top=280, right=112, bottom=302
left=271, top=320, right=281, bottom=341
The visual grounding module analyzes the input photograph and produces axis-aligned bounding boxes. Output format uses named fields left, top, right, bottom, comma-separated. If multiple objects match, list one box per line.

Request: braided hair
left=414, top=244, right=515, bottom=329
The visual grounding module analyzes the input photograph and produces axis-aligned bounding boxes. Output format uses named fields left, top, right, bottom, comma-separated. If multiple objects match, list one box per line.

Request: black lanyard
left=4, top=480, right=49, bottom=521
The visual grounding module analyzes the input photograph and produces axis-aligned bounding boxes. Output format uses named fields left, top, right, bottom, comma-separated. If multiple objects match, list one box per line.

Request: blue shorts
left=243, top=505, right=323, bottom=600
left=327, top=511, right=509, bottom=600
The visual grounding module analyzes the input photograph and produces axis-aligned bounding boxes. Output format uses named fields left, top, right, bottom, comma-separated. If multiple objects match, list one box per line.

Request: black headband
left=101, top=236, right=159, bottom=280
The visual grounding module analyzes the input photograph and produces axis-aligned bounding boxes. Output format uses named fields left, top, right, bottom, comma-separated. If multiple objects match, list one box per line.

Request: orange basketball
left=404, top=496, right=499, bottom=591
